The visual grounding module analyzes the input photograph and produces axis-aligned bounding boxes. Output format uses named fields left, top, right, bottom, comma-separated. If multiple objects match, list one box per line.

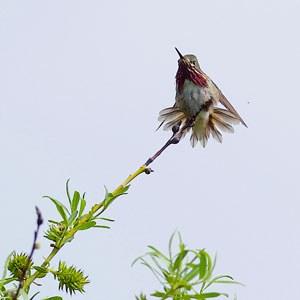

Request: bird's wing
left=212, top=80, right=247, bottom=127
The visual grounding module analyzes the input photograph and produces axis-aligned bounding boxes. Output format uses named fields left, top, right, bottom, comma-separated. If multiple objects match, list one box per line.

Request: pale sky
left=1, top=1, right=300, bottom=299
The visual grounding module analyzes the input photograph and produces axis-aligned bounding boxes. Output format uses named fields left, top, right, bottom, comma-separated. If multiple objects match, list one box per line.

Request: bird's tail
left=157, top=107, right=188, bottom=130
left=158, top=107, right=243, bottom=147
left=190, top=108, right=241, bottom=147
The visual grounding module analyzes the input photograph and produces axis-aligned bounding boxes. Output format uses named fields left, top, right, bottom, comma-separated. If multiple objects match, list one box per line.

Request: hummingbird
left=158, top=48, right=247, bottom=147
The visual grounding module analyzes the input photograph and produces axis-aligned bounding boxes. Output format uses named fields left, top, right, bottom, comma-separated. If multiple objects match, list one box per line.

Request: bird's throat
left=176, top=64, right=207, bottom=92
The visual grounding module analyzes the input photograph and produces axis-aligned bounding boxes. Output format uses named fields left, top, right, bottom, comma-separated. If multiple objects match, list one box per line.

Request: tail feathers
left=157, top=107, right=188, bottom=131
left=158, top=107, right=182, bottom=121
left=210, top=124, right=223, bottom=143
left=213, top=108, right=241, bottom=125
left=189, top=108, right=236, bottom=147
left=210, top=111, right=234, bottom=133
left=190, top=117, right=210, bottom=148
left=189, top=124, right=223, bottom=148
left=190, top=127, right=210, bottom=148
left=158, top=106, right=241, bottom=148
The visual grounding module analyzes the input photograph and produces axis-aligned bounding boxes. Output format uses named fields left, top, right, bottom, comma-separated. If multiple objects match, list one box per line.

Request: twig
left=145, top=119, right=195, bottom=166
left=13, top=207, right=43, bottom=300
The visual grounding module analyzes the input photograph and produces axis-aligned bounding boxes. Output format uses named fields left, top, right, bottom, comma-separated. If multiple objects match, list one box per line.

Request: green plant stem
left=23, top=247, right=59, bottom=291
left=23, top=164, right=148, bottom=291
left=111, top=164, right=148, bottom=195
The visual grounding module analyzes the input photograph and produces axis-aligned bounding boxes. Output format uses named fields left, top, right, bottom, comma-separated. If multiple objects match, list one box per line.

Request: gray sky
left=1, top=1, right=300, bottom=299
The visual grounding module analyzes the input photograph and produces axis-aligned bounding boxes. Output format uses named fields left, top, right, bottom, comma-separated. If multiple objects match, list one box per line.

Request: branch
left=13, top=207, right=43, bottom=299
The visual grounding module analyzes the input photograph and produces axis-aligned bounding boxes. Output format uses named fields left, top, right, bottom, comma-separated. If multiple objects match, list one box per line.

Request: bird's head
left=174, top=47, right=207, bottom=91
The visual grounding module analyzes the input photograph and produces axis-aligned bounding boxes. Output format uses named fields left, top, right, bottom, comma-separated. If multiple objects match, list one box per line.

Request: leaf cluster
left=44, top=180, right=117, bottom=248
left=0, top=180, right=130, bottom=299
left=133, top=232, right=242, bottom=300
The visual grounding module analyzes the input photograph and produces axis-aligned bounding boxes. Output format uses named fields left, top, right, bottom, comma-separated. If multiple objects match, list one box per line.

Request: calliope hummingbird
left=158, top=48, right=247, bottom=147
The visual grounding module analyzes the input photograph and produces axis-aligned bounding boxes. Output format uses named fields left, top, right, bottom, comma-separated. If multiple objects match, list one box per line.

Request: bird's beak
left=175, top=47, right=184, bottom=59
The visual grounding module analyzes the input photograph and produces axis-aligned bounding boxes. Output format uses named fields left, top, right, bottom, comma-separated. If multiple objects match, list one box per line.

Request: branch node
left=145, top=168, right=154, bottom=175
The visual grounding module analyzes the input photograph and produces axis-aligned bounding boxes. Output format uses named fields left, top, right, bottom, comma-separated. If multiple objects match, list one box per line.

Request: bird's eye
left=190, top=61, right=196, bottom=66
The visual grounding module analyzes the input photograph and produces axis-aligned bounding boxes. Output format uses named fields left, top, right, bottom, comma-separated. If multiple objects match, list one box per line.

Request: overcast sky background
left=1, top=1, right=300, bottom=299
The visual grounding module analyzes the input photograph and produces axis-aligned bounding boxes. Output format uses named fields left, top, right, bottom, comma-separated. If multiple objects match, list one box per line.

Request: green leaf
left=161, top=268, right=172, bottom=283
left=99, top=217, right=114, bottom=222
left=42, top=297, right=63, bottom=300
left=104, top=185, right=109, bottom=197
left=30, top=291, right=40, bottom=300
left=71, top=191, right=80, bottom=212
left=151, top=291, right=166, bottom=298
left=168, top=231, right=177, bottom=259
left=68, top=210, right=78, bottom=225
left=195, top=250, right=213, bottom=281
left=102, top=185, right=130, bottom=210
left=148, top=254, right=169, bottom=274
left=103, top=192, right=114, bottom=208
left=212, top=280, right=243, bottom=286
left=132, top=256, right=165, bottom=283
left=33, top=266, right=48, bottom=273
left=0, top=251, right=14, bottom=290
left=174, top=279, right=192, bottom=290
left=66, top=179, right=71, bottom=205
left=117, top=185, right=130, bottom=195
left=94, top=225, right=110, bottom=229
left=135, top=293, right=147, bottom=300
left=79, top=198, right=86, bottom=217
left=172, top=249, right=188, bottom=272
left=35, top=272, right=47, bottom=278
left=200, top=292, right=228, bottom=298
left=44, top=196, right=69, bottom=224
left=131, top=256, right=141, bottom=267
left=76, top=221, right=96, bottom=231
left=199, top=250, right=207, bottom=279
left=211, top=275, right=234, bottom=282
left=48, top=220, right=60, bottom=225
left=204, top=275, right=242, bottom=290
left=184, top=263, right=200, bottom=282
left=147, top=245, right=169, bottom=264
